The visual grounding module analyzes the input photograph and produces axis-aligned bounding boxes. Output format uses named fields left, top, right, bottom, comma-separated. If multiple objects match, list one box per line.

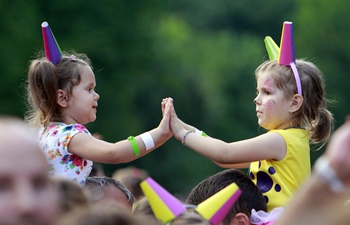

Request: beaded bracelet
left=182, top=130, right=193, bottom=146
left=127, top=136, right=140, bottom=156
left=314, top=156, right=345, bottom=193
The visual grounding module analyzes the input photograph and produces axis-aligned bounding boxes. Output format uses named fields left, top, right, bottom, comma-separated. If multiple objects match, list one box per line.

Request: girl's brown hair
left=255, top=59, right=334, bottom=146
left=25, top=52, right=92, bottom=128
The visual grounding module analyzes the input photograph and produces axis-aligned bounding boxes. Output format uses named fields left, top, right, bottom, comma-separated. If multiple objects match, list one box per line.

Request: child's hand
left=158, top=98, right=173, bottom=139
left=169, top=99, right=187, bottom=141
left=161, top=97, right=171, bottom=116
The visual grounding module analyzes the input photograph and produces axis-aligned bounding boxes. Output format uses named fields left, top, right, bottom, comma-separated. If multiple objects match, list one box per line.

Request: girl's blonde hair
left=25, top=52, right=92, bottom=128
left=255, top=59, right=334, bottom=146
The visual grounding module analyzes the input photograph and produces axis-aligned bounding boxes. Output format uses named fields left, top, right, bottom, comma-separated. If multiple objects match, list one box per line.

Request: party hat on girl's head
left=195, top=182, right=242, bottom=225
left=278, top=21, right=295, bottom=66
left=264, top=21, right=302, bottom=96
left=264, top=36, right=280, bottom=60
left=140, top=177, right=186, bottom=224
left=41, top=21, right=62, bottom=65
left=278, top=21, right=302, bottom=95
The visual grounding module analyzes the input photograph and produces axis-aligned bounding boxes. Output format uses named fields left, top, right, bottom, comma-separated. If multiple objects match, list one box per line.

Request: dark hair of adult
left=84, top=176, right=135, bottom=204
left=186, top=169, right=267, bottom=225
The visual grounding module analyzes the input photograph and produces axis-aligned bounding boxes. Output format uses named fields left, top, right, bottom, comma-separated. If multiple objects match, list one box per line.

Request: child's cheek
left=263, top=99, right=275, bottom=108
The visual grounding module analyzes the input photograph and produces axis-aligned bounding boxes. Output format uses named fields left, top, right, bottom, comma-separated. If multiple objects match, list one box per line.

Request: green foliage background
left=1, top=0, right=349, bottom=196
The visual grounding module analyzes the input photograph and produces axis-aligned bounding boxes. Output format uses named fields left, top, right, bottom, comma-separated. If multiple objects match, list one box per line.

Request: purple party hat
left=140, top=177, right=186, bottom=224
left=278, top=21, right=295, bottom=66
left=41, top=21, right=62, bottom=65
left=264, top=21, right=302, bottom=95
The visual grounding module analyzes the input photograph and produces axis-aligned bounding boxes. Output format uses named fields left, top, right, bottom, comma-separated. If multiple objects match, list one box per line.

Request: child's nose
left=95, top=92, right=100, bottom=100
left=254, top=97, right=259, bottom=104
left=254, top=95, right=262, bottom=105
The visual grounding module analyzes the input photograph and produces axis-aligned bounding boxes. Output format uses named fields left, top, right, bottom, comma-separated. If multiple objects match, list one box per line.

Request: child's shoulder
left=44, top=122, right=90, bottom=135
left=268, top=128, right=307, bottom=136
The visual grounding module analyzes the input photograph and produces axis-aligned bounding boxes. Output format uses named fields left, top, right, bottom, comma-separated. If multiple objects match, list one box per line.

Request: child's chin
left=258, top=122, right=270, bottom=130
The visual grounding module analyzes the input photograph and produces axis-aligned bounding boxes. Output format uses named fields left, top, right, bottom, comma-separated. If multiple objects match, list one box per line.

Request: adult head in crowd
left=84, top=176, right=135, bottom=211
left=186, top=169, right=267, bottom=225
left=0, top=116, right=60, bottom=225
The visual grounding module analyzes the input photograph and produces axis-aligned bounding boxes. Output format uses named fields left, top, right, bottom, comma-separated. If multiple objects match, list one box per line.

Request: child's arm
left=169, top=99, right=287, bottom=164
left=212, top=161, right=250, bottom=169
left=67, top=99, right=173, bottom=164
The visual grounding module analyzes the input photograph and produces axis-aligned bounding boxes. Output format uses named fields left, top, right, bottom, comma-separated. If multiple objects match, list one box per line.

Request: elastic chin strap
left=290, top=62, right=302, bottom=96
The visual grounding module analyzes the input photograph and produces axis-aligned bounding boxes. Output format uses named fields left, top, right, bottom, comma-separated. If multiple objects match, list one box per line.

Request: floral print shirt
left=40, top=122, right=93, bottom=185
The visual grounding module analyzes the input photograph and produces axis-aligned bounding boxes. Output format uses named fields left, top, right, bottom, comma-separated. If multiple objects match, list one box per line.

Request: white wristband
left=314, top=156, right=345, bottom=193
left=195, top=129, right=202, bottom=136
left=140, top=132, right=155, bottom=151
left=195, top=129, right=207, bottom=137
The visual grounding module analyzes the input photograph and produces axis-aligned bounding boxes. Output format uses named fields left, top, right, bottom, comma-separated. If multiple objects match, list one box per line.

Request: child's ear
left=290, top=94, right=303, bottom=113
left=57, top=89, right=69, bottom=108
left=230, top=212, right=250, bottom=225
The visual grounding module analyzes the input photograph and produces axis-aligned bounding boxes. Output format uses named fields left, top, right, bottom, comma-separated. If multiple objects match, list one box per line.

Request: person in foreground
left=25, top=22, right=172, bottom=185
left=0, top=116, right=60, bottom=225
left=274, top=116, right=350, bottom=225
left=166, top=21, right=334, bottom=211
left=55, top=203, right=146, bottom=225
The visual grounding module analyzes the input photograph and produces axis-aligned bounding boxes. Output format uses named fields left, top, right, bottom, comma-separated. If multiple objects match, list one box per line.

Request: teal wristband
left=127, top=136, right=140, bottom=156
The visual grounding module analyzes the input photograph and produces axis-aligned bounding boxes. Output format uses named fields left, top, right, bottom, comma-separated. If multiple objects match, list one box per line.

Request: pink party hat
left=41, top=21, right=62, bottom=65
left=140, top=177, right=186, bottom=224
left=265, top=21, right=302, bottom=95
left=195, top=182, right=242, bottom=225
left=264, top=36, right=280, bottom=61
left=278, top=21, right=295, bottom=66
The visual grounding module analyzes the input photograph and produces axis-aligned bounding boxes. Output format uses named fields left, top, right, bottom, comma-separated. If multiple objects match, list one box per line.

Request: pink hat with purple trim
left=264, top=21, right=302, bottom=96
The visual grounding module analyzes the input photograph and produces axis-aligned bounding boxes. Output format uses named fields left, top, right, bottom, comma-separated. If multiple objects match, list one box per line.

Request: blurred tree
left=295, top=0, right=350, bottom=161
left=296, top=0, right=350, bottom=122
left=167, top=0, right=296, bottom=37
left=0, top=0, right=40, bottom=117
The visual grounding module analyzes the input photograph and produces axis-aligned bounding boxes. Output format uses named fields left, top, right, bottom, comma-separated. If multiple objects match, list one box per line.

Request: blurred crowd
left=1, top=116, right=350, bottom=225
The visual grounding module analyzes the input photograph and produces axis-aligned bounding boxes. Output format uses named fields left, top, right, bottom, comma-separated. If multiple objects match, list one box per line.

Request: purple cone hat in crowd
left=140, top=177, right=242, bottom=225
